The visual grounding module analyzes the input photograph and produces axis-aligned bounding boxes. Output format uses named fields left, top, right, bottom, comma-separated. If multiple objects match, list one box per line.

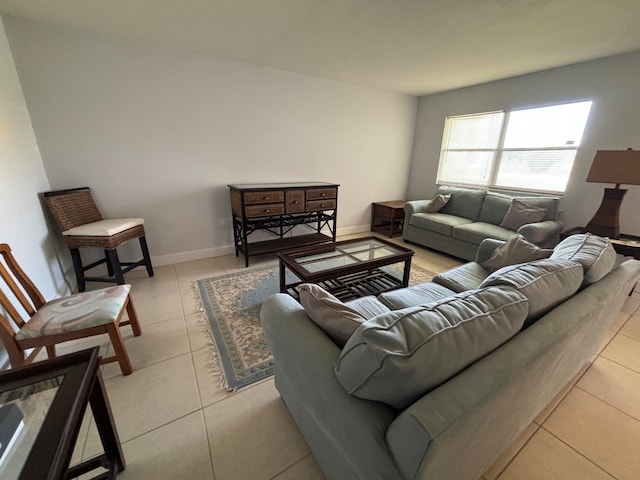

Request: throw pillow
left=334, top=286, right=529, bottom=409
left=500, top=199, right=547, bottom=231
left=298, top=283, right=366, bottom=348
left=481, top=234, right=553, bottom=273
left=423, top=193, right=451, bottom=213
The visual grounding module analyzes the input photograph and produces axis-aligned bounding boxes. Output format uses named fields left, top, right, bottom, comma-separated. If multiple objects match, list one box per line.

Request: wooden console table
left=229, top=182, right=339, bottom=267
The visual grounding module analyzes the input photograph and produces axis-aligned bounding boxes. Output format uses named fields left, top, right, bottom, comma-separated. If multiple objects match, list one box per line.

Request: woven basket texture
left=45, top=190, right=102, bottom=231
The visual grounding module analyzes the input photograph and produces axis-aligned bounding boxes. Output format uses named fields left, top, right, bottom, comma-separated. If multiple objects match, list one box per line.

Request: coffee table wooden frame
left=278, top=236, right=414, bottom=301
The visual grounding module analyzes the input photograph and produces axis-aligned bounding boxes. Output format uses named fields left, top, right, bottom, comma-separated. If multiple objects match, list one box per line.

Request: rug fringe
left=192, top=280, right=237, bottom=392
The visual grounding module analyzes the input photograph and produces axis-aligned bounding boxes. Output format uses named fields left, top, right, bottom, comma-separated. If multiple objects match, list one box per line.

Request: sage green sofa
left=403, top=186, right=563, bottom=261
left=261, top=235, right=640, bottom=480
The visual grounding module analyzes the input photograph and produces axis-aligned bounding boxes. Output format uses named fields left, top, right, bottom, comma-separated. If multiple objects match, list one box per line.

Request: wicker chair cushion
left=16, top=285, right=131, bottom=339
left=62, top=218, right=144, bottom=237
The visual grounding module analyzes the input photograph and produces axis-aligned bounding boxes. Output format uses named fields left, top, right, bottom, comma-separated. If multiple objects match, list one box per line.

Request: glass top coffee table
left=278, top=236, right=414, bottom=301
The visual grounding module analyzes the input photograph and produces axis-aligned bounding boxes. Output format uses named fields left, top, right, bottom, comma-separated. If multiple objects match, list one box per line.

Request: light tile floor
left=52, top=233, right=640, bottom=480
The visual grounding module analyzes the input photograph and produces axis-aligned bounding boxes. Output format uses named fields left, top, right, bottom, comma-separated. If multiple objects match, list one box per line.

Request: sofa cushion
left=481, top=234, right=553, bottom=273
left=433, top=262, right=490, bottom=292
left=423, top=193, right=451, bottom=213
left=345, top=296, right=392, bottom=318
left=437, top=186, right=487, bottom=221
left=299, top=284, right=366, bottom=348
left=500, top=199, right=547, bottom=231
left=479, top=258, right=583, bottom=324
left=515, top=196, right=560, bottom=221
left=478, top=192, right=513, bottom=225
left=452, top=222, right=515, bottom=245
left=378, top=282, right=457, bottom=310
left=409, top=213, right=473, bottom=237
left=334, top=286, right=529, bottom=409
left=550, top=233, right=616, bottom=287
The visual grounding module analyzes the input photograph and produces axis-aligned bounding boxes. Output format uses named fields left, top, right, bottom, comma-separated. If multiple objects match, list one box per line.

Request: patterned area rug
left=196, top=262, right=437, bottom=391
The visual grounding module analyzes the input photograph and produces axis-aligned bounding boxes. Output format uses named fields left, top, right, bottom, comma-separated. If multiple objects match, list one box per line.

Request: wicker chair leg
left=104, top=250, right=114, bottom=276
left=139, top=236, right=154, bottom=277
left=106, top=249, right=125, bottom=285
left=70, top=248, right=86, bottom=292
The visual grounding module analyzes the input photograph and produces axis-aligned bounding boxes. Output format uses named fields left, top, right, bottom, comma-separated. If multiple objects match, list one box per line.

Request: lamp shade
left=586, top=149, right=640, bottom=186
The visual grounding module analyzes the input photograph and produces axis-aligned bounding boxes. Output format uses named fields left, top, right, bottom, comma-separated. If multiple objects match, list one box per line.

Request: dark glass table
left=278, top=236, right=414, bottom=301
left=0, top=348, right=124, bottom=479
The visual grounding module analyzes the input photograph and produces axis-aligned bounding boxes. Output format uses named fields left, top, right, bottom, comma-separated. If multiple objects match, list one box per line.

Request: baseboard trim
left=151, top=225, right=373, bottom=266
left=152, top=245, right=236, bottom=266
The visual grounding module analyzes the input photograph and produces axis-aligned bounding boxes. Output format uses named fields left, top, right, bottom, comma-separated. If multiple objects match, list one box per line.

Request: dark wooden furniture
left=229, top=182, right=339, bottom=267
left=43, top=187, right=154, bottom=292
left=561, top=227, right=640, bottom=260
left=0, top=348, right=124, bottom=480
left=278, top=236, right=414, bottom=301
left=371, top=200, right=406, bottom=238
left=0, top=243, right=141, bottom=376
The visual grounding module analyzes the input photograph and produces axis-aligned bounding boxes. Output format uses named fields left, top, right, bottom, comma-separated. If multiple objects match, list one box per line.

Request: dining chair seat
left=15, top=285, right=132, bottom=340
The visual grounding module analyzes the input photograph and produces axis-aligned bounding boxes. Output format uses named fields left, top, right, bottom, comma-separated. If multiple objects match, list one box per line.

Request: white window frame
left=436, top=101, right=592, bottom=194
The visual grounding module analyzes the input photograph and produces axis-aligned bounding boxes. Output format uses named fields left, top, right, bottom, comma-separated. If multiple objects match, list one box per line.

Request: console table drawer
left=286, top=191, right=305, bottom=213
left=245, top=204, right=285, bottom=218
left=306, top=188, right=337, bottom=200
left=306, top=199, right=337, bottom=211
left=244, top=191, right=285, bottom=204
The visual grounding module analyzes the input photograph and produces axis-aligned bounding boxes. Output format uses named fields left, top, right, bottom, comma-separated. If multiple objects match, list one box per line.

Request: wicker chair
left=0, top=243, right=141, bottom=375
left=44, top=187, right=154, bottom=292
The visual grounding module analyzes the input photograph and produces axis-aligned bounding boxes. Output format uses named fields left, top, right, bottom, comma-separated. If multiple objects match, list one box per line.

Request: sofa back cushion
left=479, top=258, right=583, bottom=326
left=478, top=192, right=560, bottom=225
left=478, top=192, right=513, bottom=225
left=550, top=233, right=616, bottom=287
left=334, top=286, right=529, bottom=409
left=436, top=186, right=486, bottom=221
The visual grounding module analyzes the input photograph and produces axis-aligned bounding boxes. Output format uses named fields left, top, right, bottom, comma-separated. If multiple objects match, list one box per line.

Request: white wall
left=4, top=16, right=418, bottom=265
left=0, top=16, right=71, bottom=368
left=408, top=51, right=640, bottom=236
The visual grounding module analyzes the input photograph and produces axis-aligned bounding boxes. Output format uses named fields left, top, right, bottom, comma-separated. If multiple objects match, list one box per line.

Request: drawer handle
left=320, top=203, right=325, bottom=208
left=263, top=196, right=269, bottom=200
left=321, top=193, right=326, bottom=197
left=264, top=209, right=270, bottom=213
left=292, top=201, right=298, bottom=204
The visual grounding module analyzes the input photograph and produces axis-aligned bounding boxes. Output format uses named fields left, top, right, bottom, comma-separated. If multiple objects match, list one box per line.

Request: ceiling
left=1, top=0, right=640, bottom=96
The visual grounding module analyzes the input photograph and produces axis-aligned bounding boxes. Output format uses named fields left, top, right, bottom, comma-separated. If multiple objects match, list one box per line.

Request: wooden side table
left=371, top=201, right=406, bottom=238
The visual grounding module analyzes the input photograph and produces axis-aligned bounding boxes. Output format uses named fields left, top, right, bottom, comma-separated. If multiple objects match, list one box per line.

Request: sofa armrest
left=260, top=294, right=402, bottom=480
left=517, top=220, right=563, bottom=247
left=475, top=238, right=506, bottom=264
left=404, top=200, right=431, bottom=217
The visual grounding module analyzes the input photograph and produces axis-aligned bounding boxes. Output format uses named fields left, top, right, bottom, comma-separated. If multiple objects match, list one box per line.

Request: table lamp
left=585, top=148, right=640, bottom=238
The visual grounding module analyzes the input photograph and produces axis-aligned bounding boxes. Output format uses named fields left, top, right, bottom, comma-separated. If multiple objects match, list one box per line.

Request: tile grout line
left=573, top=384, right=640, bottom=423
left=539, top=424, right=619, bottom=480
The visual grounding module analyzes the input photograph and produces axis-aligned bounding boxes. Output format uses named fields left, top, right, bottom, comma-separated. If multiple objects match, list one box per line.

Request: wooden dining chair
left=0, top=243, right=142, bottom=375
left=44, top=187, right=154, bottom=292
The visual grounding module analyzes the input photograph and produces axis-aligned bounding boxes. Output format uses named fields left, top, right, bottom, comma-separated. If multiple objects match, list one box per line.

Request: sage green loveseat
left=403, top=186, right=563, bottom=261
left=261, top=235, right=639, bottom=480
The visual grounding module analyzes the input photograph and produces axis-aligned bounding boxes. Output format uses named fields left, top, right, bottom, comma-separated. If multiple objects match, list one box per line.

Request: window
left=437, top=101, right=592, bottom=193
